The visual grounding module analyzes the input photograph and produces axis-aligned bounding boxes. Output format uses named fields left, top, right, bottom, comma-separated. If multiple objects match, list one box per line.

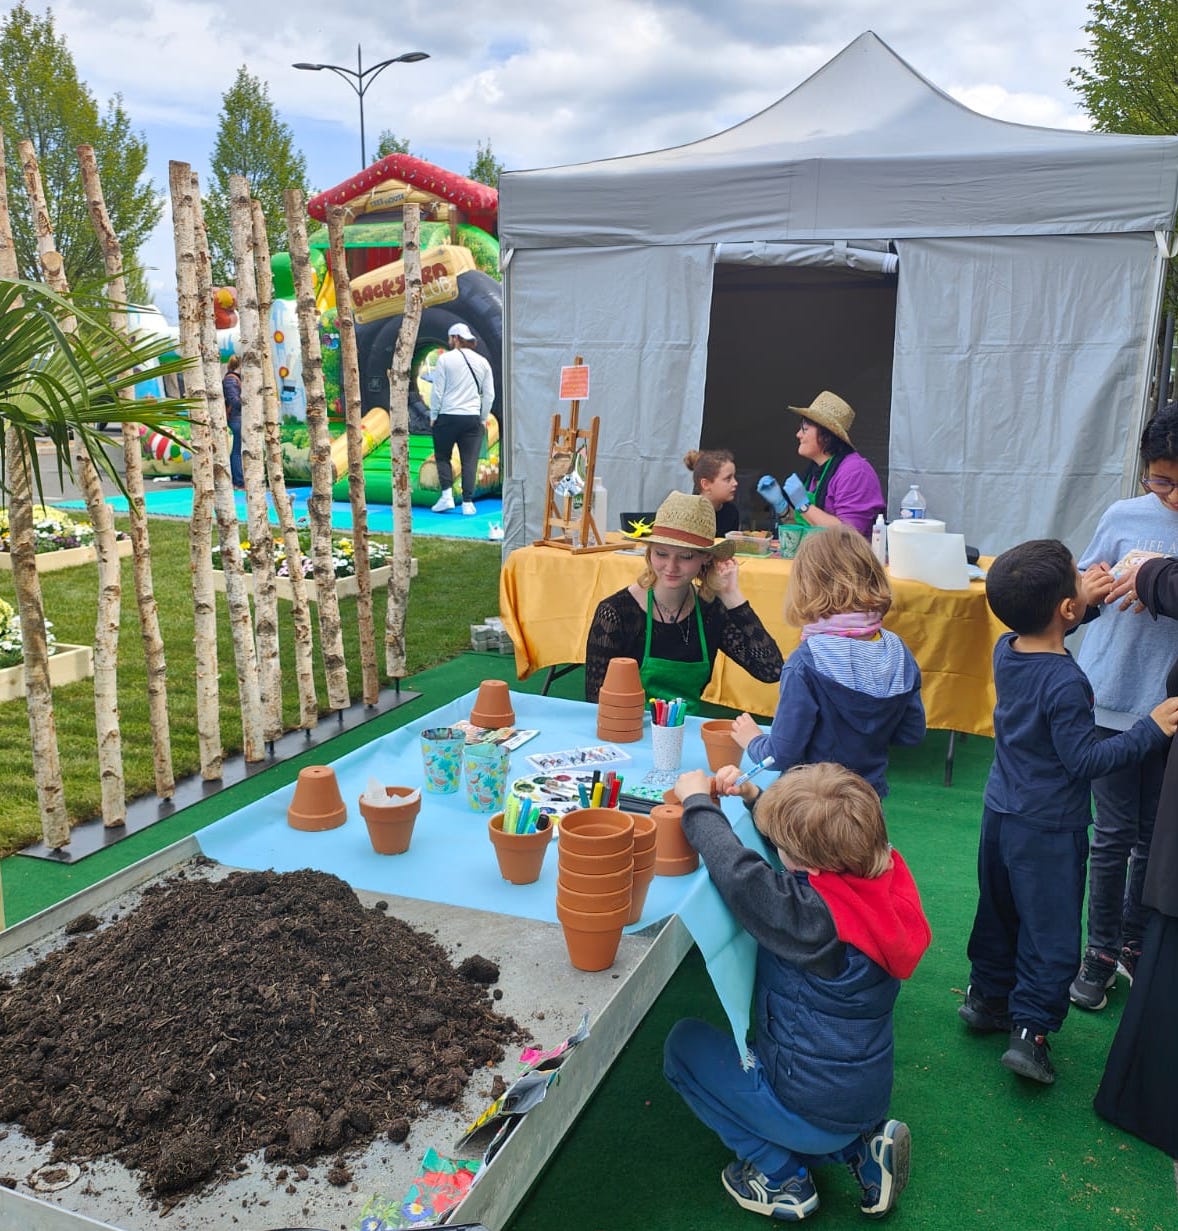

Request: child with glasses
left=1069, top=403, right=1178, bottom=1013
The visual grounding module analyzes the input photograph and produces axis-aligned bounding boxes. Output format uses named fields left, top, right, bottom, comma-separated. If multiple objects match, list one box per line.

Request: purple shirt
left=817, top=452, right=885, bottom=535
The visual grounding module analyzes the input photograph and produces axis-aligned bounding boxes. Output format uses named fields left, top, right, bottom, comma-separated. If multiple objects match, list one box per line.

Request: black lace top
left=584, top=587, right=784, bottom=703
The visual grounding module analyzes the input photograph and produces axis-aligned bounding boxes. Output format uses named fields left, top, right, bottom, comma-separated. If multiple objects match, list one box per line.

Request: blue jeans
left=664, top=1018, right=860, bottom=1180
left=966, top=808, right=1088, bottom=1032
left=227, top=412, right=244, bottom=487
left=1087, top=730, right=1164, bottom=956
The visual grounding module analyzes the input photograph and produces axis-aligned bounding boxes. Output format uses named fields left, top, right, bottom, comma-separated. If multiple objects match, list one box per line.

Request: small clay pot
left=556, top=882, right=632, bottom=914
left=601, top=657, right=643, bottom=694
left=556, top=864, right=634, bottom=895
left=559, top=808, right=635, bottom=855
left=595, top=719, right=645, bottom=743
left=557, top=901, right=630, bottom=971
left=630, top=813, right=657, bottom=855
left=359, top=786, right=421, bottom=855
left=287, top=765, right=347, bottom=831
left=488, top=813, right=552, bottom=885
left=596, top=700, right=648, bottom=720
left=470, top=679, right=516, bottom=729
left=558, top=845, right=635, bottom=876
left=651, top=801, right=700, bottom=875
left=597, top=687, right=648, bottom=709
left=700, top=719, right=743, bottom=773
left=627, top=859, right=658, bottom=925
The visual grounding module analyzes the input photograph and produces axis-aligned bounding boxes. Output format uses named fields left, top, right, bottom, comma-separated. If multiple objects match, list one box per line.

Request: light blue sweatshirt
left=1075, top=494, right=1178, bottom=728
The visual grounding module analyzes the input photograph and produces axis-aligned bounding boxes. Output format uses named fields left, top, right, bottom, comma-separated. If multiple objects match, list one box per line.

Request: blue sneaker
left=721, top=1160, right=819, bottom=1220
left=847, top=1119, right=910, bottom=1217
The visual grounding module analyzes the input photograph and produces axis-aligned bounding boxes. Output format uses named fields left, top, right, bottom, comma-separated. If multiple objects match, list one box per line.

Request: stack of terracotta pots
left=700, top=718, right=744, bottom=773
left=596, top=657, right=646, bottom=743
left=555, top=808, right=635, bottom=970
left=652, top=793, right=700, bottom=876
left=470, top=679, right=516, bottom=728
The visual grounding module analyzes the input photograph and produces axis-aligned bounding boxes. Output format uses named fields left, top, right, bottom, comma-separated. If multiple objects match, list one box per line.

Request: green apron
left=639, top=594, right=711, bottom=714
left=791, top=455, right=835, bottom=526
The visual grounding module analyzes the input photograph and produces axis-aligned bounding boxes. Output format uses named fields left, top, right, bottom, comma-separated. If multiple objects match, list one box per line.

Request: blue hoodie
left=747, top=630, right=925, bottom=796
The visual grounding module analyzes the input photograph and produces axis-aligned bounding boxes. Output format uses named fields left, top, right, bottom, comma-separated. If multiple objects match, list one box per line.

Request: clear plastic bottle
left=871, top=514, right=887, bottom=565
left=899, top=484, right=927, bottom=520
left=591, top=476, right=608, bottom=536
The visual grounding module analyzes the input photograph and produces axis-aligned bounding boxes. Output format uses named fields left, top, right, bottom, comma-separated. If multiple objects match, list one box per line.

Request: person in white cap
left=429, top=322, right=495, bottom=514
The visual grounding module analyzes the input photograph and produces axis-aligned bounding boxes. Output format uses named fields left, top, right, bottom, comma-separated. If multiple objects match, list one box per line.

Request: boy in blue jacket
left=666, top=761, right=931, bottom=1221
left=959, top=539, right=1178, bottom=1083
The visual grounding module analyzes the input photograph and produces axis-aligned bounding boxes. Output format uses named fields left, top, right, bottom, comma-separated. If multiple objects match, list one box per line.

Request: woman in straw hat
left=584, top=492, right=783, bottom=711
left=756, top=392, right=885, bottom=536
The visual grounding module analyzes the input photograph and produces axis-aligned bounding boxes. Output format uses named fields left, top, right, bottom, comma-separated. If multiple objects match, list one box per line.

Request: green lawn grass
left=0, top=518, right=502, bottom=855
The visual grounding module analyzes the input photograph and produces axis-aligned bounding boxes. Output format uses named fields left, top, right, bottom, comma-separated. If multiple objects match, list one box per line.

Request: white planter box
left=0, top=643, right=94, bottom=703
left=211, top=560, right=416, bottom=604
left=0, top=538, right=133, bottom=574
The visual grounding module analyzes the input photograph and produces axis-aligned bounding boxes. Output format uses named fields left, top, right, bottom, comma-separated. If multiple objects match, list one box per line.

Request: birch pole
left=283, top=188, right=349, bottom=711
left=228, top=175, right=281, bottom=741
left=190, top=177, right=265, bottom=761
left=19, top=141, right=126, bottom=827
left=78, top=144, right=175, bottom=800
left=327, top=204, right=378, bottom=704
left=0, top=133, right=67, bottom=850
left=252, top=200, right=318, bottom=728
left=385, top=202, right=422, bottom=677
left=169, top=161, right=222, bottom=778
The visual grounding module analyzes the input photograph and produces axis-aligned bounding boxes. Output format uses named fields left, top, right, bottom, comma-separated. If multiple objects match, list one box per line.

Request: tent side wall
left=502, top=245, right=715, bottom=552
left=889, top=233, right=1168, bottom=556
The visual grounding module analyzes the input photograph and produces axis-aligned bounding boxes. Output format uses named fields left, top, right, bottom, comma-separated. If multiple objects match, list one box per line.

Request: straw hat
left=787, top=391, right=856, bottom=446
left=646, top=492, right=736, bottom=559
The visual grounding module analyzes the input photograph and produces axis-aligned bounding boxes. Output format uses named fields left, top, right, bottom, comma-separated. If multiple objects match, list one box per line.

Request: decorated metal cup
left=420, top=727, right=465, bottom=794
left=464, top=742, right=509, bottom=813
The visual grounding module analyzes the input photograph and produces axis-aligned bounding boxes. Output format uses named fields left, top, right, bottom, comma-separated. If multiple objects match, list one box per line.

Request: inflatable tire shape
left=356, top=269, right=503, bottom=424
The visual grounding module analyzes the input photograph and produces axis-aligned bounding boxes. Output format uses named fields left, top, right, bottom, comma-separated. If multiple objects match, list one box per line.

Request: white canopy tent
left=497, top=31, right=1178, bottom=556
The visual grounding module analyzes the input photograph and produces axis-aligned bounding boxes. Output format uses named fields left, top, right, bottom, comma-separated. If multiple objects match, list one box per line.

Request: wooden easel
left=534, top=359, right=620, bottom=553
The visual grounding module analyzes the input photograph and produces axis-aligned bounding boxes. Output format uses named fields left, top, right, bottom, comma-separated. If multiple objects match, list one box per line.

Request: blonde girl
left=732, top=525, right=926, bottom=796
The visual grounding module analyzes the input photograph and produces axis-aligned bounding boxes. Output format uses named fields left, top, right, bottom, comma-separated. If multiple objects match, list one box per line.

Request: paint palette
left=509, top=772, right=602, bottom=819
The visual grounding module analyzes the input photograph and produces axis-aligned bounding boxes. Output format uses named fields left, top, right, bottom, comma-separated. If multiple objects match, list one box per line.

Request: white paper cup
left=651, top=724, right=686, bottom=772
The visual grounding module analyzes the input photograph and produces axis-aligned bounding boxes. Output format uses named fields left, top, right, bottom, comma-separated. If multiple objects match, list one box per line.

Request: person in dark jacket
left=221, top=354, right=244, bottom=489
left=665, top=761, right=931, bottom=1222
left=732, top=523, right=925, bottom=796
left=1093, top=553, right=1178, bottom=1162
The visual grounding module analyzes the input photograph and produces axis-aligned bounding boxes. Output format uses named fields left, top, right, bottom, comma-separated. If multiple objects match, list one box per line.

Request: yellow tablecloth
left=499, top=543, right=1006, bottom=737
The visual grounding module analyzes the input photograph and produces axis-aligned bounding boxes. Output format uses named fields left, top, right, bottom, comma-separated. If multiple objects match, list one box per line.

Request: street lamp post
left=293, top=46, right=430, bottom=169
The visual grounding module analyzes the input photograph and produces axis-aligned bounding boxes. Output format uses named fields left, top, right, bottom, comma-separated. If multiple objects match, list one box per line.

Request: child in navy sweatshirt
left=666, top=761, right=931, bottom=1221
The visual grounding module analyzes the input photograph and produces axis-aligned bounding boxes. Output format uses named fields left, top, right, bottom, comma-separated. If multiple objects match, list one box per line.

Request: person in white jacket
left=429, top=323, right=494, bottom=514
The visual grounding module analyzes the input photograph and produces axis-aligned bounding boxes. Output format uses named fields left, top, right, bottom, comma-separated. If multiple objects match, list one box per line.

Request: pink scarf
left=801, top=611, right=884, bottom=641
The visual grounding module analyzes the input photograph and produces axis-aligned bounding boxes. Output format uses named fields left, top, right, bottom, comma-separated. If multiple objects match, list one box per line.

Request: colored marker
left=731, top=755, right=776, bottom=789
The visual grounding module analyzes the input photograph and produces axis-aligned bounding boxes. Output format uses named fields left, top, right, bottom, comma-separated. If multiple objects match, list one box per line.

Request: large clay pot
left=488, top=813, right=551, bottom=885
left=651, top=801, right=700, bottom=876
left=601, top=656, right=642, bottom=694
left=359, top=786, right=421, bottom=854
left=559, top=808, right=635, bottom=855
left=558, top=845, right=635, bottom=876
left=700, top=719, right=743, bottom=773
left=287, top=765, right=347, bottom=831
left=470, top=679, right=516, bottom=729
left=556, top=901, right=630, bottom=971
left=555, top=882, right=632, bottom=914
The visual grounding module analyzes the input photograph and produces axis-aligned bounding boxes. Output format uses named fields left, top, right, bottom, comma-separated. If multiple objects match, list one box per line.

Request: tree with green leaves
left=0, top=3, right=160, bottom=301
left=373, top=131, right=411, bottom=162
left=1068, top=0, right=1178, bottom=133
left=469, top=139, right=503, bottom=189
left=204, top=67, right=309, bottom=284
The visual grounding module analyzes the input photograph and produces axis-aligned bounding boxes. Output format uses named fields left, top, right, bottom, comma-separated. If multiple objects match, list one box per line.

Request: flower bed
left=211, top=563, right=420, bottom=604
left=0, top=596, right=92, bottom=702
left=0, top=506, right=132, bottom=573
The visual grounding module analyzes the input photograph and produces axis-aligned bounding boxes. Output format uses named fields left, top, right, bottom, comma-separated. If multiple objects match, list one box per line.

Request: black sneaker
left=1001, top=1026, right=1055, bottom=1084
left=958, top=985, right=1012, bottom=1033
left=1069, top=946, right=1117, bottom=1010
left=846, top=1119, right=911, bottom=1218
left=1117, top=942, right=1142, bottom=984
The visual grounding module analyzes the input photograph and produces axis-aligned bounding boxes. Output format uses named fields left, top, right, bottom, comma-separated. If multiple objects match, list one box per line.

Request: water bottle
left=591, top=476, right=608, bottom=536
left=899, top=484, right=927, bottom=520
left=871, top=514, right=887, bottom=565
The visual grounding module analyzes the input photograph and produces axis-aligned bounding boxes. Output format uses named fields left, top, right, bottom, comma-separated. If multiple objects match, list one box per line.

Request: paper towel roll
left=888, top=526, right=969, bottom=590
left=890, top=517, right=946, bottom=534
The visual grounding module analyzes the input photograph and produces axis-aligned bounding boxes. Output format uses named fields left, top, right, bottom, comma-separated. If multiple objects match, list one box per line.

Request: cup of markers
left=574, top=770, right=625, bottom=810
left=489, top=796, right=553, bottom=885
left=650, top=699, right=687, bottom=772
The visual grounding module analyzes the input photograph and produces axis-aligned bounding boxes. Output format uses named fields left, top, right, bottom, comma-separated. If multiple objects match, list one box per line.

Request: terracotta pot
left=651, top=801, right=700, bottom=875
left=487, top=814, right=552, bottom=885
left=556, top=901, right=630, bottom=971
left=626, top=859, right=657, bottom=925
left=700, top=719, right=743, bottom=773
left=470, top=678, right=516, bottom=729
left=556, top=882, right=632, bottom=914
left=556, top=864, right=634, bottom=895
left=630, top=813, right=657, bottom=855
left=358, top=786, right=421, bottom=854
left=596, top=700, right=648, bottom=720
left=558, top=845, right=635, bottom=876
left=287, top=765, right=347, bottom=831
left=597, top=687, right=648, bottom=709
left=601, top=656, right=642, bottom=694
left=559, top=808, right=634, bottom=855
left=595, top=719, right=645, bottom=743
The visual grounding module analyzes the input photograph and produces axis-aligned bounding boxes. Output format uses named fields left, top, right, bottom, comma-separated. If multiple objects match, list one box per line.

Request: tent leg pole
left=1159, top=310, right=1175, bottom=413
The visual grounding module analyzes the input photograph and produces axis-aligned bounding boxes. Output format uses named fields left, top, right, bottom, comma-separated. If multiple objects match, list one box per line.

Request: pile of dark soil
left=0, top=865, right=527, bottom=1206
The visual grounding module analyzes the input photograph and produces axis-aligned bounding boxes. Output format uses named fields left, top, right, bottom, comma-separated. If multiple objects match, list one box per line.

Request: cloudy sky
left=26, top=0, right=1100, bottom=315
